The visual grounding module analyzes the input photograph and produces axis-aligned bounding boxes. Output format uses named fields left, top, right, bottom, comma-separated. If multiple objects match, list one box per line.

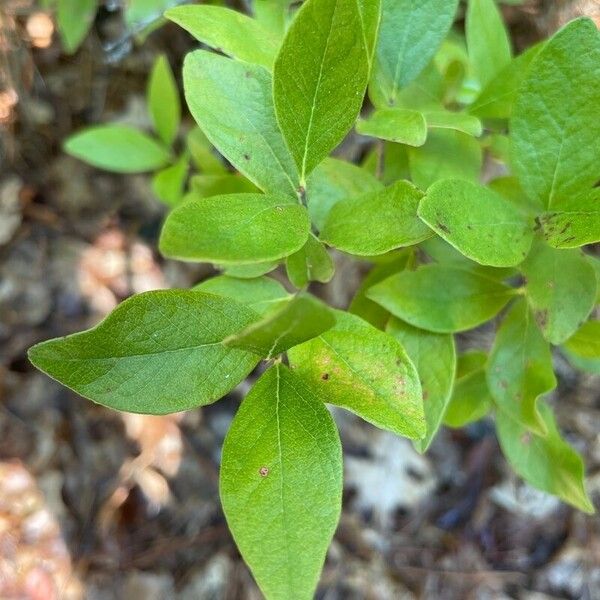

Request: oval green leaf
left=148, top=54, right=181, bottom=146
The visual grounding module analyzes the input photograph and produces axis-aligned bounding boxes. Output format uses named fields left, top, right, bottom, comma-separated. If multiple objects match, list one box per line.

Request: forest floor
left=1, top=1, right=600, bottom=598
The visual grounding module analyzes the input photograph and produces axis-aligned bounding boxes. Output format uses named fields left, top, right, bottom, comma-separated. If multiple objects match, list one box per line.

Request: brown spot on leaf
left=437, top=222, right=450, bottom=234
left=535, top=309, right=548, bottom=328
left=321, top=373, right=329, bottom=381
left=243, top=153, right=251, bottom=161
left=520, top=432, right=532, bottom=446
left=259, top=467, right=269, bottom=477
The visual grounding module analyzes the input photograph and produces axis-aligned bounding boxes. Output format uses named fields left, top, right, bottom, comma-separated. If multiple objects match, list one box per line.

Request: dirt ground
left=1, top=1, right=600, bottom=598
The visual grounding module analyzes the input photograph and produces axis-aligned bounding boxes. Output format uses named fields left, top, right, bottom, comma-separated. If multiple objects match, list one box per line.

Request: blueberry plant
left=30, top=0, right=600, bottom=597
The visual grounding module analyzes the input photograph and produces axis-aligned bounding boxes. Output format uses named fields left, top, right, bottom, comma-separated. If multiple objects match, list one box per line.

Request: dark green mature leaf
left=418, top=179, right=534, bottom=267
left=148, top=55, right=180, bottom=146
left=273, top=0, right=370, bottom=180
left=522, top=243, right=597, bottom=345
left=444, top=352, right=493, bottom=428
left=289, top=311, right=426, bottom=439
left=160, top=193, right=309, bottom=265
left=367, top=265, right=515, bottom=333
left=321, top=180, right=432, bottom=256
left=28, top=291, right=261, bottom=414
left=496, top=404, right=594, bottom=514
left=183, top=51, right=299, bottom=196
left=166, top=5, right=280, bottom=70
left=64, top=125, right=171, bottom=173
left=306, top=158, right=383, bottom=231
left=286, top=234, right=335, bottom=289
left=469, top=43, right=544, bottom=120
left=466, top=0, right=511, bottom=87
left=539, top=189, right=600, bottom=249
left=356, top=109, right=427, bottom=147
left=371, top=0, right=459, bottom=107
left=387, top=318, right=456, bottom=452
left=221, top=364, right=343, bottom=600
left=225, top=294, right=336, bottom=359
left=408, top=130, right=482, bottom=190
left=423, top=111, right=482, bottom=137
left=564, top=322, right=600, bottom=359
left=57, top=0, right=96, bottom=54
left=193, top=276, right=289, bottom=315
left=511, top=19, right=600, bottom=209
left=487, top=299, right=555, bottom=435
left=152, top=154, right=188, bottom=206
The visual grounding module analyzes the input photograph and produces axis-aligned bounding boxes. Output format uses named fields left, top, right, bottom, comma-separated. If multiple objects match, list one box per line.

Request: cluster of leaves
left=30, top=0, right=599, bottom=597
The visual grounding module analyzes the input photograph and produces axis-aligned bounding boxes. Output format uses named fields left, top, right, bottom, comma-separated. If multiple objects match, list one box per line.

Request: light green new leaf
left=487, top=299, right=555, bottom=435
left=539, top=189, right=600, bottom=249
left=321, top=180, right=432, bottom=256
left=444, top=352, right=493, bottom=428
left=193, top=276, right=289, bottom=315
left=423, top=111, right=482, bottom=137
left=190, top=174, right=259, bottom=198
left=367, top=265, right=515, bottom=333
left=563, top=349, right=600, bottom=376
left=289, top=311, right=426, bottom=439
left=408, top=130, right=482, bottom=190
left=148, top=55, right=180, bottom=146
left=356, top=109, right=427, bottom=147
left=466, top=0, right=511, bottom=87
left=496, top=404, right=594, bottom=514
left=306, top=158, right=383, bottom=231
left=152, top=153, right=188, bottom=207
left=57, top=0, right=96, bottom=54
left=183, top=51, right=299, bottom=196
left=64, top=125, right=171, bottom=173
left=223, top=262, right=279, bottom=279
left=253, top=0, right=292, bottom=35
left=564, top=322, right=600, bottom=359
left=387, top=318, right=456, bottom=452
left=371, top=0, right=458, bottom=107
left=357, top=0, right=382, bottom=63
left=273, top=0, right=370, bottom=180
left=221, top=364, right=342, bottom=600
left=469, top=42, right=544, bottom=120
left=522, top=243, right=597, bottom=345
left=225, top=294, right=336, bottom=359
left=418, top=179, right=534, bottom=267
left=28, top=291, right=261, bottom=414
left=286, top=234, right=335, bottom=289
left=186, top=127, right=226, bottom=175
left=166, top=5, right=280, bottom=70
left=511, top=19, right=600, bottom=209
left=159, top=193, right=310, bottom=264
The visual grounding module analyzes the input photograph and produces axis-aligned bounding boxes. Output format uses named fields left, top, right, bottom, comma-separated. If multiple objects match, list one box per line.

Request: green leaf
left=286, top=234, right=335, bottom=289
left=28, top=291, right=261, bottom=414
left=193, top=275, right=289, bottom=315
left=522, top=243, right=597, bottom=345
left=371, top=0, right=458, bottom=107
left=487, top=298, right=555, bottom=435
left=253, top=0, right=292, bottom=35
left=306, top=158, right=383, bottom=231
left=469, top=42, right=544, bottom=120
left=387, top=318, right=456, bottom=452
left=538, top=189, right=600, bottom=249
left=224, top=262, right=280, bottom=279
left=423, top=111, right=482, bottom=137
left=357, top=0, right=382, bottom=63
left=496, top=403, right=594, bottom=514
left=288, top=311, right=426, bottom=439
left=466, top=0, right=511, bottom=87
left=418, top=179, right=534, bottom=267
left=147, top=54, right=180, bottom=146
left=183, top=51, right=299, bottom=196
left=564, top=321, right=600, bottom=359
left=190, top=174, right=259, bottom=198
left=57, top=0, right=96, bottom=54
left=166, top=5, right=280, bottom=70
left=367, top=265, right=515, bottom=333
left=225, top=293, right=335, bottom=359
left=159, top=193, right=310, bottom=265
left=562, top=348, right=600, bottom=376
left=349, top=253, right=411, bottom=329
left=511, top=19, right=600, bottom=209
left=64, top=125, right=171, bottom=173
left=321, top=180, right=432, bottom=256
left=221, top=364, right=342, bottom=600
left=186, top=127, right=226, bottom=175
left=273, top=0, right=370, bottom=180
left=408, top=130, right=482, bottom=190
left=356, top=109, right=427, bottom=147
left=152, top=153, right=188, bottom=207
left=444, top=352, right=493, bottom=428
